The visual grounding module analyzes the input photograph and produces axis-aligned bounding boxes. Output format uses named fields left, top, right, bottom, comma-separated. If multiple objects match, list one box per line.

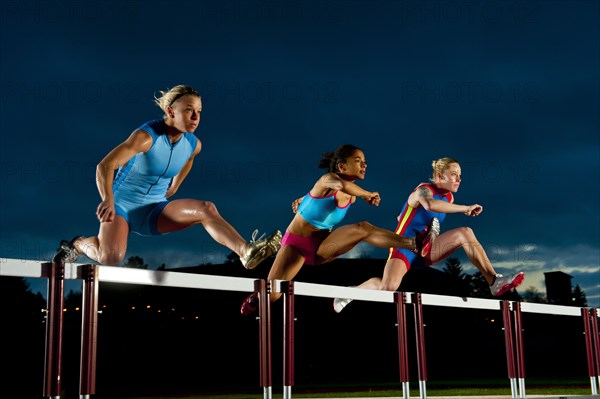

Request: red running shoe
left=490, top=272, right=525, bottom=296
left=414, top=217, right=440, bottom=257
left=240, top=291, right=259, bottom=316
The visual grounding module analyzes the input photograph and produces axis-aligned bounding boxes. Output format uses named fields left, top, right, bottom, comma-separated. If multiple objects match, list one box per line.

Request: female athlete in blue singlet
left=240, top=144, right=437, bottom=315
left=333, top=157, right=525, bottom=313
left=52, top=85, right=280, bottom=269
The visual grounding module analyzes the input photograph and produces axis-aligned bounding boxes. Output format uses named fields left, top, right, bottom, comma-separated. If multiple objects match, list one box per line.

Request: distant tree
left=65, top=289, right=83, bottom=309
left=0, top=277, right=47, bottom=397
left=124, top=256, right=148, bottom=269
left=468, top=271, right=495, bottom=299
left=572, top=284, right=587, bottom=307
left=521, top=286, right=546, bottom=303
left=442, top=257, right=467, bottom=282
left=157, top=263, right=167, bottom=271
left=226, top=252, right=239, bottom=264
left=0, top=276, right=46, bottom=315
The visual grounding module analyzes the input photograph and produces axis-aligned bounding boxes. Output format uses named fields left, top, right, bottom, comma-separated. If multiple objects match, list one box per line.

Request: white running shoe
left=333, top=297, right=353, bottom=313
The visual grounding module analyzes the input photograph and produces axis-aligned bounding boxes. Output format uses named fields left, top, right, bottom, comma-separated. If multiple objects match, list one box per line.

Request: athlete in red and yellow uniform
left=334, top=157, right=525, bottom=313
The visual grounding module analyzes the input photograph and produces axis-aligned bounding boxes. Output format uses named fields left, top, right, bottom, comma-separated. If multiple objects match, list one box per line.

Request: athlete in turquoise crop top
left=240, top=144, right=437, bottom=316
left=297, top=190, right=352, bottom=230
left=52, top=85, right=281, bottom=269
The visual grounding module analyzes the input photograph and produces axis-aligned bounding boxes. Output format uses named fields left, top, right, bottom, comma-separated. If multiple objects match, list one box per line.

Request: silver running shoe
left=333, top=297, right=353, bottom=313
left=240, top=229, right=282, bottom=270
left=52, top=236, right=84, bottom=263
left=490, top=272, right=525, bottom=296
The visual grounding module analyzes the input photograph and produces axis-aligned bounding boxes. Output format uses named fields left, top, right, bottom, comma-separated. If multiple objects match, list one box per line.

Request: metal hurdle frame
left=273, top=280, right=600, bottom=399
left=274, top=280, right=407, bottom=399
left=79, top=265, right=274, bottom=399
left=0, top=260, right=273, bottom=399
left=1, top=260, right=78, bottom=399
left=582, top=307, right=600, bottom=395
left=515, top=301, right=600, bottom=397
left=1, top=260, right=599, bottom=399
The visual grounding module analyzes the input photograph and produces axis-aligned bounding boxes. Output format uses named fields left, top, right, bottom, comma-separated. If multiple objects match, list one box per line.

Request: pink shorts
left=281, top=232, right=323, bottom=265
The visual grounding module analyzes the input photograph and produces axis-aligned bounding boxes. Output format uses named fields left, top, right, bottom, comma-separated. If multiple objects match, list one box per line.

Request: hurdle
left=79, top=264, right=274, bottom=399
left=2, top=260, right=599, bottom=399
left=0, top=260, right=273, bottom=399
left=274, top=280, right=403, bottom=399
left=272, top=280, right=600, bottom=399
left=1, top=260, right=79, bottom=399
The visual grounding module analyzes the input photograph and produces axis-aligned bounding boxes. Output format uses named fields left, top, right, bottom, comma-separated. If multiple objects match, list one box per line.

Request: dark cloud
left=1, top=0, right=598, bottom=306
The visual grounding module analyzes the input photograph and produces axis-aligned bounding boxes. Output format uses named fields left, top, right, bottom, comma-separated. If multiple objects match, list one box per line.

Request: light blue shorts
left=115, top=200, right=170, bottom=236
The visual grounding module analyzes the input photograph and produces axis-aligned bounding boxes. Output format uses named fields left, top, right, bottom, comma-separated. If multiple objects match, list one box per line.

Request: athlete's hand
left=364, top=192, right=381, bottom=206
left=466, top=204, right=483, bottom=217
left=97, top=199, right=116, bottom=223
left=291, top=197, right=303, bottom=213
left=166, top=186, right=177, bottom=198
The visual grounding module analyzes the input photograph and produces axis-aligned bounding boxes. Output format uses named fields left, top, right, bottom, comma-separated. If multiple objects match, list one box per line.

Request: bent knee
left=354, top=221, right=375, bottom=232
left=98, top=250, right=126, bottom=266
left=196, top=200, right=219, bottom=215
left=453, top=227, right=482, bottom=247
left=381, top=281, right=401, bottom=292
left=457, top=226, right=475, bottom=239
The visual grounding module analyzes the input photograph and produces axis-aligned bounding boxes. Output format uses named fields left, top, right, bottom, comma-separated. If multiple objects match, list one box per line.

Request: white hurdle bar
left=0, top=258, right=82, bottom=279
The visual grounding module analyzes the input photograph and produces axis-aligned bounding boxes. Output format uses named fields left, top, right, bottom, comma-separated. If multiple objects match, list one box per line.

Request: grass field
left=102, top=378, right=595, bottom=398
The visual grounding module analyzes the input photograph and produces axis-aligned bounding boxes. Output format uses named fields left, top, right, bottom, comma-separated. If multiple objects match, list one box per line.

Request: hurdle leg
left=43, top=262, right=65, bottom=399
left=256, top=279, right=272, bottom=399
left=582, top=307, right=600, bottom=395
left=501, top=301, right=518, bottom=398
left=79, top=265, right=99, bottom=399
left=411, top=293, right=427, bottom=399
left=591, top=308, right=600, bottom=394
left=512, top=302, right=526, bottom=398
left=282, top=281, right=295, bottom=399
left=394, top=292, right=410, bottom=399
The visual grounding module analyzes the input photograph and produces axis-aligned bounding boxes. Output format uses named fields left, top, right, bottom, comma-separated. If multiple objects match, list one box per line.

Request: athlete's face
left=338, top=150, right=367, bottom=180
left=169, top=95, right=202, bottom=133
left=436, top=163, right=461, bottom=192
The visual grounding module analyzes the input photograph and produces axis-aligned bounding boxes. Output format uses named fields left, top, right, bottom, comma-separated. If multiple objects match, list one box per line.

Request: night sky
left=1, top=1, right=598, bottom=306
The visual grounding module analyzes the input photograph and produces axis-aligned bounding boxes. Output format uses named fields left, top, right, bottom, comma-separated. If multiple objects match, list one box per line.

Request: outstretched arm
left=96, top=130, right=153, bottom=222
left=412, top=186, right=482, bottom=216
left=316, top=172, right=380, bottom=206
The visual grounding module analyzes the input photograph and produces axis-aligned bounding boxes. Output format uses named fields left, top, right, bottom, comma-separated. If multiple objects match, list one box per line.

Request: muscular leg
left=157, top=199, right=248, bottom=256
left=430, top=227, right=497, bottom=284
left=352, top=257, right=410, bottom=292
left=315, top=221, right=415, bottom=263
left=75, top=216, right=129, bottom=265
left=267, top=246, right=306, bottom=302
